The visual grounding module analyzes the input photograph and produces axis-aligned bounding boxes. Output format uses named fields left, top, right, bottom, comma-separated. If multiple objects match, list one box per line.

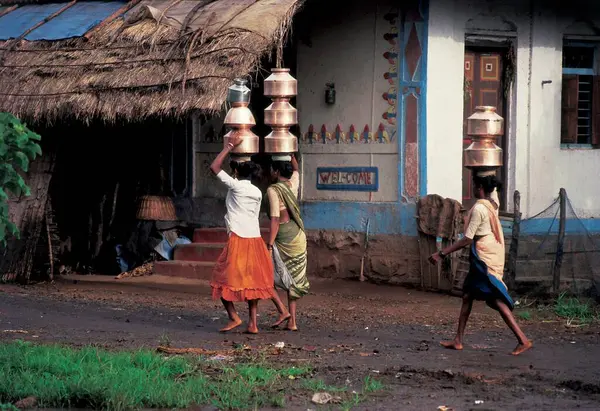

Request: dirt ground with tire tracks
left=1, top=275, right=599, bottom=410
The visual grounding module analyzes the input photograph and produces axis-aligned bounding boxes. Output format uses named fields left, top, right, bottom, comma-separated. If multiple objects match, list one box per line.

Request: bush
left=0, top=113, right=42, bottom=244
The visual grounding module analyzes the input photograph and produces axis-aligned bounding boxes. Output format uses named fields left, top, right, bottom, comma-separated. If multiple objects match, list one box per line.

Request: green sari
left=269, top=181, right=309, bottom=299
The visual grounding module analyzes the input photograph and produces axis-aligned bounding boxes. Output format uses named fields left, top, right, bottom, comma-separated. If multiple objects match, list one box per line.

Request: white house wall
left=427, top=0, right=600, bottom=220
left=297, top=0, right=399, bottom=203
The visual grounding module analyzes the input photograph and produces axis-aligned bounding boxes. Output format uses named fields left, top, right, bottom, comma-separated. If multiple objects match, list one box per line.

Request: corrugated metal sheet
left=0, top=4, right=65, bottom=39
left=0, top=1, right=126, bottom=41
left=27, top=1, right=126, bottom=41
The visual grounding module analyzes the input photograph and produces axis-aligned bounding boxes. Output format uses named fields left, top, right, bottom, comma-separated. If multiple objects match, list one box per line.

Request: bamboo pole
left=505, top=190, right=521, bottom=289
left=0, top=5, right=18, bottom=19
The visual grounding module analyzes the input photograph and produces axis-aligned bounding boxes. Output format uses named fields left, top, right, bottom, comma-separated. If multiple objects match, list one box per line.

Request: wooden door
left=463, top=50, right=506, bottom=210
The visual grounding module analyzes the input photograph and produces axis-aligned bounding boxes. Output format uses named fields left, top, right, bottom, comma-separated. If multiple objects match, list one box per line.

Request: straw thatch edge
left=0, top=0, right=304, bottom=123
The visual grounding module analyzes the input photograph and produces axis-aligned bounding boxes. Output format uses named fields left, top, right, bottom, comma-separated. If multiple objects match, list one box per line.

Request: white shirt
left=216, top=170, right=262, bottom=238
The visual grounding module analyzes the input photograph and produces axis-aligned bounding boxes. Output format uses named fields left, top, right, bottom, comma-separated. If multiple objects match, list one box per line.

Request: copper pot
left=264, top=68, right=297, bottom=97
left=464, top=106, right=503, bottom=169
left=224, top=128, right=259, bottom=154
left=223, top=102, right=256, bottom=127
left=264, top=98, right=298, bottom=126
left=464, top=138, right=503, bottom=168
left=466, top=106, right=504, bottom=136
left=136, top=195, right=177, bottom=221
left=264, top=128, right=298, bottom=153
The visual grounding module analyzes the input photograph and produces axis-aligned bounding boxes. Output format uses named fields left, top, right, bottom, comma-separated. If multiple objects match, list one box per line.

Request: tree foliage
left=0, top=113, right=42, bottom=244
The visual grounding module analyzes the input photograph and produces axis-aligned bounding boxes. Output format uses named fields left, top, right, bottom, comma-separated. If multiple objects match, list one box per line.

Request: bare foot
left=245, top=325, right=259, bottom=334
left=271, top=312, right=291, bottom=328
left=286, top=320, right=298, bottom=332
left=511, top=340, right=533, bottom=356
left=219, top=318, right=242, bottom=333
left=440, top=340, right=463, bottom=350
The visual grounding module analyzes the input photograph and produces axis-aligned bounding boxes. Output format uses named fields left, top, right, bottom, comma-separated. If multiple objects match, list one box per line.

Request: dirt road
left=1, top=275, right=599, bottom=410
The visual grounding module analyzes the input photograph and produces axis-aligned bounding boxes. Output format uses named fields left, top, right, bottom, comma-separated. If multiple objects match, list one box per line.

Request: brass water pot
left=264, top=98, right=298, bottom=126
left=264, top=68, right=297, bottom=97
left=464, top=106, right=503, bottom=169
left=264, top=128, right=298, bottom=154
left=223, top=102, right=256, bottom=127
left=466, top=106, right=504, bottom=136
left=464, top=139, right=503, bottom=168
left=224, top=127, right=259, bottom=154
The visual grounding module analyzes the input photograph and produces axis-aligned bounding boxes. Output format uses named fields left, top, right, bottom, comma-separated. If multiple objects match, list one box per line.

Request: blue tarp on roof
left=27, top=2, right=126, bottom=41
left=0, top=4, right=65, bottom=40
left=0, top=1, right=126, bottom=41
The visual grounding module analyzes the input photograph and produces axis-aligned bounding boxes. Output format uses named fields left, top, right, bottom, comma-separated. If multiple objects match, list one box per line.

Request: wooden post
left=552, top=188, right=567, bottom=293
left=359, top=219, right=370, bottom=282
left=45, top=201, right=56, bottom=283
left=1, top=154, right=55, bottom=283
left=505, top=190, right=521, bottom=289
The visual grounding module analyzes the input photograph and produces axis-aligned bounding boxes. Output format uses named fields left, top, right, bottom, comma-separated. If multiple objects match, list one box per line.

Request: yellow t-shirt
left=465, top=203, right=494, bottom=239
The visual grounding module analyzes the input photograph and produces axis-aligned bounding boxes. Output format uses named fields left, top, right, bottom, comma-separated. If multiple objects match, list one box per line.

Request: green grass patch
left=0, top=341, right=386, bottom=410
left=554, top=292, right=598, bottom=324
left=339, top=376, right=385, bottom=411
left=0, top=341, right=310, bottom=410
left=516, top=310, right=532, bottom=321
left=302, top=375, right=385, bottom=411
left=302, top=378, right=347, bottom=393
left=362, top=376, right=384, bottom=394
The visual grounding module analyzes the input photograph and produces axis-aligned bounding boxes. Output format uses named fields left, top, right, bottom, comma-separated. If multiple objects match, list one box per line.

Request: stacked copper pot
left=464, top=106, right=503, bottom=171
left=223, top=78, right=259, bottom=160
left=263, top=68, right=298, bottom=154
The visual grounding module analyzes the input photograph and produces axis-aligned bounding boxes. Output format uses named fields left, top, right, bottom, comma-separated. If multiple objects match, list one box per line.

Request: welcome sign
left=316, top=167, right=379, bottom=192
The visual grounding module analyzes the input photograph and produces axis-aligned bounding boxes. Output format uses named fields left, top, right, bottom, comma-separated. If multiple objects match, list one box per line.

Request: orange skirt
left=211, top=233, right=275, bottom=302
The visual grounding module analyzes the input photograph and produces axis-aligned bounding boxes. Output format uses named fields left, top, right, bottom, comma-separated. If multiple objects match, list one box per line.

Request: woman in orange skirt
left=209, top=136, right=276, bottom=334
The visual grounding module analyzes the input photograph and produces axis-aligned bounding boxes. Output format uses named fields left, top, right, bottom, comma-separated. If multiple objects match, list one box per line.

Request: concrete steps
left=174, top=243, right=224, bottom=262
left=153, top=227, right=270, bottom=278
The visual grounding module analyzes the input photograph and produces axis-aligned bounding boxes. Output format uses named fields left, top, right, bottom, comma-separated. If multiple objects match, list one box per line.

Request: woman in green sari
left=266, top=154, right=309, bottom=331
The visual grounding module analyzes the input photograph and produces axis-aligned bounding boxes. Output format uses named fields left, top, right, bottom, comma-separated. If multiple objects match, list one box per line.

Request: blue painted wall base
left=301, top=201, right=417, bottom=236
left=303, top=203, right=600, bottom=237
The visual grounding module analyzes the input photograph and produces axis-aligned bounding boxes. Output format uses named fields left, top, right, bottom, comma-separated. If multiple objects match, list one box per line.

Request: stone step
left=153, top=261, right=215, bottom=280
left=193, top=227, right=269, bottom=243
left=174, top=243, right=224, bottom=262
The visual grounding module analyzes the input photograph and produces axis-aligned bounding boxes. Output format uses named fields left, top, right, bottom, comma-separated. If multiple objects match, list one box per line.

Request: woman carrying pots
left=266, top=154, right=310, bottom=331
left=209, top=136, right=276, bottom=334
left=429, top=171, right=532, bottom=355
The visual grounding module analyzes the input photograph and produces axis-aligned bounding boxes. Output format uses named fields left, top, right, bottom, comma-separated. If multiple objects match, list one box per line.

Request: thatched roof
left=0, top=0, right=303, bottom=122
